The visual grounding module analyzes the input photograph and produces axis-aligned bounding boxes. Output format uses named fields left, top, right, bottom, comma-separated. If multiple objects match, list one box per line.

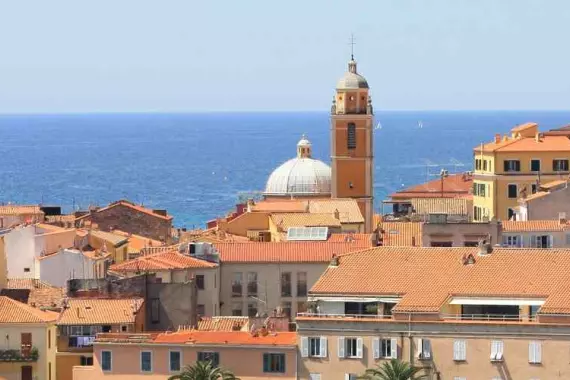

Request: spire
left=348, top=34, right=357, bottom=74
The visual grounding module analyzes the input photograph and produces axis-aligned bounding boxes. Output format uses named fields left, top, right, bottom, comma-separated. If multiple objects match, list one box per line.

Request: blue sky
left=1, top=0, right=569, bottom=112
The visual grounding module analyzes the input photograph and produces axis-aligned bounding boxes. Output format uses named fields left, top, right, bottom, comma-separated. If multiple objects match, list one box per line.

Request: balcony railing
left=0, top=348, right=39, bottom=362
left=297, top=312, right=538, bottom=323
left=297, top=312, right=393, bottom=319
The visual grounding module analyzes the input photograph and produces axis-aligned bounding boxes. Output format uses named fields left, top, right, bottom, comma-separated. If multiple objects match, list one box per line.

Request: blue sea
left=1, top=111, right=570, bottom=228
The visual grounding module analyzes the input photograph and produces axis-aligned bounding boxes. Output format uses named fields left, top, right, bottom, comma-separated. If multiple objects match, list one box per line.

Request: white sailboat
left=375, top=121, right=382, bottom=130
left=418, top=120, right=424, bottom=129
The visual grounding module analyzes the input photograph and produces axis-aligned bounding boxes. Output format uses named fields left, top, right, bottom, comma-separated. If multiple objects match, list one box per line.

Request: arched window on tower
left=347, top=123, right=356, bottom=150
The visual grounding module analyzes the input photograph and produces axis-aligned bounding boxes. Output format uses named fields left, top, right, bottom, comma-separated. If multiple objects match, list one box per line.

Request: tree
left=358, top=359, right=426, bottom=380
left=168, top=361, right=239, bottom=380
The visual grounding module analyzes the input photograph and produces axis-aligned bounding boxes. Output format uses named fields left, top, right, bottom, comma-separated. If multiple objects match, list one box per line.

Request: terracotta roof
left=511, top=122, right=538, bottom=133
left=541, top=180, right=567, bottom=190
left=2, top=285, right=66, bottom=310
left=308, top=199, right=364, bottom=224
left=271, top=213, right=341, bottom=230
left=58, top=298, right=144, bottom=325
left=250, top=200, right=307, bottom=213
left=411, top=198, right=471, bottom=215
left=379, top=222, right=422, bottom=247
left=6, top=278, right=53, bottom=289
left=197, top=317, right=249, bottom=332
left=38, top=248, right=110, bottom=261
left=476, top=135, right=570, bottom=153
left=112, top=230, right=164, bottom=253
left=390, top=173, right=473, bottom=200
left=76, top=200, right=173, bottom=221
left=45, top=214, right=76, bottom=224
left=0, top=296, right=58, bottom=323
left=0, top=205, right=43, bottom=216
left=153, top=330, right=297, bottom=346
left=310, top=246, right=570, bottom=314
left=89, top=230, right=129, bottom=246
left=524, top=191, right=550, bottom=202
left=110, top=250, right=217, bottom=272
left=215, top=241, right=370, bottom=263
left=327, top=233, right=375, bottom=244
left=502, top=220, right=568, bottom=232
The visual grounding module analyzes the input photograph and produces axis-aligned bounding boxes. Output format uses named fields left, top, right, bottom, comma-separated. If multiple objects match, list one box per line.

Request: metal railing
left=297, top=312, right=538, bottom=323
left=297, top=312, right=393, bottom=319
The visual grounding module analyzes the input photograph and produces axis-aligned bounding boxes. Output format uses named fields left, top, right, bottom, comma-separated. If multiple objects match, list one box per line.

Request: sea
left=1, top=111, right=570, bottom=228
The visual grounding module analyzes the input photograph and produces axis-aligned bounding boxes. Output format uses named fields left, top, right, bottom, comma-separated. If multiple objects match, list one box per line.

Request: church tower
left=330, top=55, right=374, bottom=233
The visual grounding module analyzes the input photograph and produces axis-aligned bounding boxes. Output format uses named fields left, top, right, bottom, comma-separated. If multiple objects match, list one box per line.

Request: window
left=196, top=304, right=205, bottom=316
left=507, top=208, right=515, bottom=220
left=464, top=241, right=479, bottom=247
left=531, top=159, right=541, bottom=172
left=150, top=298, right=160, bottom=323
left=508, top=184, right=518, bottom=199
left=231, top=302, right=242, bottom=316
left=553, top=159, right=569, bottom=172
left=101, top=351, right=112, bottom=372
left=195, top=275, right=205, bottom=290
left=263, top=353, right=285, bottom=373
left=454, top=378, right=466, bottom=380
left=169, top=351, right=181, bottom=372
left=347, top=123, right=356, bottom=149
left=80, top=356, right=93, bottom=366
left=297, top=271, right=307, bottom=296
left=247, top=302, right=258, bottom=317
left=503, top=160, right=520, bottom=172
left=231, top=273, right=242, bottom=297
left=473, top=182, right=486, bottom=197
left=531, top=183, right=538, bottom=194
left=483, top=160, right=488, bottom=171
left=198, top=351, right=219, bottom=367
left=475, top=159, right=481, bottom=170
left=49, top=362, right=52, bottom=380
left=23, top=267, right=30, bottom=273
left=346, top=374, right=358, bottom=380
left=246, top=272, right=257, bottom=296
left=297, top=301, right=307, bottom=313
left=121, top=325, right=127, bottom=332
left=453, top=339, right=466, bottom=361
left=529, top=341, right=542, bottom=364
left=533, top=235, right=552, bottom=248
left=281, top=302, right=292, bottom=318
left=140, top=351, right=152, bottom=372
left=309, top=374, right=321, bottom=380
left=373, top=338, right=397, bottom=359
left=339, top=337, right=363, bottom=359
left=281, top=272, right=292, bottom=297
left=48, top=330, right=51, bottom=349
left=417, top=338, right=431, bottom=360
left=302, top=336, right=327, bottom=358
left=504, top=235, right=521, bottom=248
left=490, top=340, right=504, bottom=361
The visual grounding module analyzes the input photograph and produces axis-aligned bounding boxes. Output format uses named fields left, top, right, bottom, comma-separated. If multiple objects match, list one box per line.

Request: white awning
left=449, top=297, right=545, bottom=306
left=308, top=296, right=400, bottom=304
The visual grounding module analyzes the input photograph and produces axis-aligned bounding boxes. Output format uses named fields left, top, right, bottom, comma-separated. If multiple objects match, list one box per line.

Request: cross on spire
left=349, top=34, right=356, bottom=60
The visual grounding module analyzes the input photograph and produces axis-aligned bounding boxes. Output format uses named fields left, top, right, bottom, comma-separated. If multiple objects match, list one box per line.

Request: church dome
left=336, top=58, right=369, bottom=90
left=264, top=136, right=332, bottom=197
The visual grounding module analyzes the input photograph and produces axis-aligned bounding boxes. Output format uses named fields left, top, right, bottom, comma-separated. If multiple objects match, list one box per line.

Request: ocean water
left=1, top=111, right=570, bottom=228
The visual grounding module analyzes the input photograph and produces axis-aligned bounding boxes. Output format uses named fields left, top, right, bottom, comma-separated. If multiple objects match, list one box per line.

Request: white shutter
left=356, top=338, right=363, bottom=358
left=345, top=374, right=350, bottom=380
left=320, top=337, right=327, bottom=358
left=372, top=338, right=380, bottom=359
left=301, top=337, right=309, bottom=358
left=423, top=339, right=432, bottom=359
left=416, top=338, right=423, bottom=358
left=337, top=337, right=345, bottom=358
left=496, top=341, right=504, bottom=360
left=548, top=235, right=553, bottom=248
left=390, top=338, right=398, bottom=359
left=519, top=235, right=524, bottom=248
left=534, top=341, right=542, bottom=363
left=490, top=341, right=497, bottom=360
left=529, top=341, right=535, bottom=363
left=453, top=340, right=460, bottom=360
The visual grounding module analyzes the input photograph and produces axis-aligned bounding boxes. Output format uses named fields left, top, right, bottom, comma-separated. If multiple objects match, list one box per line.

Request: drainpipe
left=408, top=313, right=414, bottom=366
left=295, top=346, right=299, bottom=380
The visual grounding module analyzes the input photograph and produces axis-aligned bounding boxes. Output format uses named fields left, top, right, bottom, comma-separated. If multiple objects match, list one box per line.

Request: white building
left=38, top=248, right=110, bottom=287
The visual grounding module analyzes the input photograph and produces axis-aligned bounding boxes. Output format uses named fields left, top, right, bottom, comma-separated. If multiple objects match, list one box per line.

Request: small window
left=503, top=160, right=521, bottom=172
left=308, top=337, right=323, bottom=357
left=347, top=123, right=356, bottom=150
left=23, top=268, right=30, bottom=273
left=490, top=340, right=504, bottom=361
left=231, top=273, right=243, bottom=297
left=417, top=338, right=431, bottom=360
left=281, top=272, right=292, bottom=297
left=531, top=159, right=540, bottom=172
left=247, top=302, right=257, bottom=317
left=169, top=351, right=181, bottom=372
left=48, top=330, right=51, bottom=349
left=453, top=339, right=466, bottom=361
left=195, top=275, right=205, bottom=290
left=309, top=374, right=321, bottom=380
left=150, top=298, right=160, bottom=324
left=553, top=159, right=569, bottom=172
left=346, top=374, right=358, bottom=380
left=247, top=272, right=257, bottom=296
left=120, top=325, right=127, bottom=332
left=531, top=183, right=538, bottom=194
left=296, top=271, right=307, bottom=297
left=101, top=351, right=112, bottom=372
left=80, top=356, right=93, bottom=366
left=263, top=353, right=285, bottom=373
left=507, top=208, right=515, bottom=220
left=483, top=160, right=488, bottom=171
left=507, top=184, right=518, bottom=199
left=381, top=338, right=395, bottom=358
left=140, top=351, right=152, bottom=372
left=196, top=304, right=205, bottom=316
left=231, top=302, right=243, bottom=316
left=475, top=159, right=481, bottom=170
left=341, top=337, right=362, bottom=358
left=281, top=302, right=292, bottom=318
left=504, top=235, right=520, bottom=248
left=198, top=351, right=219, bottom=367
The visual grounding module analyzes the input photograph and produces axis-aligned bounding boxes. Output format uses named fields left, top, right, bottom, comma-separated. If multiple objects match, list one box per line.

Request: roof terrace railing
left=297, top=312, right=393, bottom=319
left=297, top=312, right=538, bottom=323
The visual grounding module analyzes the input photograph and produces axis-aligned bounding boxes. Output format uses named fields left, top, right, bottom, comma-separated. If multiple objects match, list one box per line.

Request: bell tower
left=330, top=54, right=374, bottom=233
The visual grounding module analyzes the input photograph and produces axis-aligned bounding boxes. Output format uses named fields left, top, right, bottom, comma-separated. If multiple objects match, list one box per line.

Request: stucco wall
left=40, top=250, right=103, bottom=287
left=5, top=225, right=36, bottom=278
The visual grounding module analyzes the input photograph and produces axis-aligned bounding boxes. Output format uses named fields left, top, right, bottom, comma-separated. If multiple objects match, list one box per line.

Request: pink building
left=73, top=330, right=297, bottom=380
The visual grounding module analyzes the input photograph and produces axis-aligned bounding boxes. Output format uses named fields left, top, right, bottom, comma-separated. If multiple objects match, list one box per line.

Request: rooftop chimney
left=477, top=239, right=493, bottom=256
left=494, top=134, right=501, bottom=144
left=330, top=254, right=339, bottom=267
left=333, top=208, right=340, bottom=220
left=535, top=133, right=541, bottom=143
left=559, top=212, right=567, bottom=225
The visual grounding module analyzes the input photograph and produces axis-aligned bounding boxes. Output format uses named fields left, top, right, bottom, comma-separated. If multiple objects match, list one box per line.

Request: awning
left=449, top=297, right=545, bottom=306
left=308, top=296, right=400, bottom=303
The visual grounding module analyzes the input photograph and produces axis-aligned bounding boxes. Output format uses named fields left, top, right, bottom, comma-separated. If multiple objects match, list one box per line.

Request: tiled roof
left=310, top=246, right=570, bottom=314
left=112, top=230, right=163, bottom=253
left=0, top=205, right=43, bottom=216
left=411, top=198, right=471, bottom=215
left=76, top=200, right=173, bottom=221
left=153, top=330, right=297, bottom=346
left=476, top=134, right=570, bottom=153
left=2, top=286, right=66, bottom=310
left=390, top=173, right=473, bottom=200
left=379, top=222, right=422, bottom=246
left=308, top=199, right=364, bottom=224
left=197, top=317, right=249, bottom=331
left=250, top=200, right=308, bottom=213
left=271, top=213, right=341, bottom=230
left=327, top=233, right=375, bottom=244
left=110, top=250, right=218, bottom=272
left=0, top=296, right=58, bottom=323
left=45, top=214, right=76, bottom=224
left=6, top=278, right=54, bottom=289
left=89, top=230, right=129, bottom=246
left=215, top=241, right=370, bottom=263
left=502, top=220, right=568, bottom=232
left=58, top=298, right=144, bottom=325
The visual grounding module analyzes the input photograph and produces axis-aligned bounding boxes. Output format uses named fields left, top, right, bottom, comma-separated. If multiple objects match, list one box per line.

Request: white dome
left=264, top=157, right=332, bottom=196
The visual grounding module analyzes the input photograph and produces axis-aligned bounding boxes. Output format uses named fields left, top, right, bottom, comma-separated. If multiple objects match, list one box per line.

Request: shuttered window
left=529, top=341, right=542, bottom=364
left=453, top=340, right=466, bottom=361
left=347, top=123, right=356, bottom=149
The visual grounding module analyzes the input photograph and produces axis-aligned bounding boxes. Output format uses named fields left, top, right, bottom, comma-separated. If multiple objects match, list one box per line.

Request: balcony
left=58, top=335, right=95, bottom=353
left=297, top=312, right=539, bottom=324
left=0, top=348, right=39, bottom=362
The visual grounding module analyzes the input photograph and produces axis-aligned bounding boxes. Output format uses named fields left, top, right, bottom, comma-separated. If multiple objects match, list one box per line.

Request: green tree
left=168, top=361, right=239, bottom=380
left=358, top=359, right=426, bottom=380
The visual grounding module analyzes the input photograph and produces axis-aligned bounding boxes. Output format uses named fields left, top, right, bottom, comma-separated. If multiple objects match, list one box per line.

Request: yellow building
left=0, top=296, right=58, bottom=380
left=473, top=122, right=570, bottom=221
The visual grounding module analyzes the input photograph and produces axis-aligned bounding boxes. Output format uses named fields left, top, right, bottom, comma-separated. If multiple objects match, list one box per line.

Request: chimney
left=477, top=239, right=493, bottom=256
left=246, top=199, right=255, bottom=213
left=494, top=134, right=501, bottom=144
left=502, top=135, right=509, bottom=142
left=333, top=208, right=340, bottom=220
left=559, top=212, right=567, bottom=225
left=411, top=236, right=416, bottom=246
left=535, top=133, right=541, bottom=143
left=329, top=254, right=339, bottom=267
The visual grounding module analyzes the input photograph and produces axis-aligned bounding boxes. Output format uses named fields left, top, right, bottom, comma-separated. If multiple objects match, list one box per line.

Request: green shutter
left=263, top=353, right=269, bottom=372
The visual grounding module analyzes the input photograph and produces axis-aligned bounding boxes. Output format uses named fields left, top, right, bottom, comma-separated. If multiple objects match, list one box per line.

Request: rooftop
left=270, top=213, right=341, bottom=231
left=310, top=246, right=570, bottom=314
left=411, top=197, right=471, bottom=216
left=502, top=220, right=569, bottom=232
left=0, top=296, right=58, bottom=323
left=109, top=250, right=218, bottom=272
left=0, top=205, right=43, bottom=216
left=5, top=278, right=54, bottom=289
left=389, top=173, right=473, bottom=200
left=197, top=317, right=249, bottom=332
left=379, top=222, right=422, bottom=246
left=88, top=229, right=129, bottom=246
left=76, top=200, right=173, bottom=222
left=308, top=199, right=364, bottom=224
left=58, top=298, right=144, bottom=325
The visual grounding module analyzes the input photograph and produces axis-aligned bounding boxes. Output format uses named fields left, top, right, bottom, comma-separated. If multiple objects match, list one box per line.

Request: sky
left=1, top=0, right=569, bottom=113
